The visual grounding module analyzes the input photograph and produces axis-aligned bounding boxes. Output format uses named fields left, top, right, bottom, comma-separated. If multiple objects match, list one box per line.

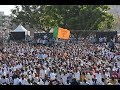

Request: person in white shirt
left=105, top=71, right=110, bottom=79
left=8, top=69, right=13, bottom=77
left=33, top=77, right=39, bottom=85
left=0, top=75, right=2, bottom=85
left=5, top=76, right=10, bottom=85
left=39, top=68, right=45, bottom=80
left=115, top=79, right=120, bottom=85
left=3, top=70, right=7, bottom=77
left=56, top=72, right=61, bottom=82
left=62, top=73, right=68, bottom=85
left=42, top=53, right=48, bottom=59
left=96, top=71, right=102, bottom=84
left=100, top=78, right=106, bottom=85
left=44, top=79, right=50, bottom=85
left=9, top=76, right=14, bottom=85
left=19, top=77, right=28, bottom=85
left=23, top=71, right=28, bottom=76
left=87, top=72, right=94, bottom=85
left=13, top=66, right=17, bottom=72
left=0, top=68, right=2, bottom=75
left=99, top=37, right=103, bottom=44
left=0, top=76, right=6, bottom=85
left=45, top=67, right=50, bottom=76
left=112, top=63, right=119, bottom=72
left=13, top=76, right=20, bottom=85
left=52, top=79, right=59, bottom=85
left=50, top=71, right=56, bottom=81
left=39, top=78, right=44, bottom=85
left=74, top=70, right=80, bottom=81
left=81, top=79, right=89, bottom=85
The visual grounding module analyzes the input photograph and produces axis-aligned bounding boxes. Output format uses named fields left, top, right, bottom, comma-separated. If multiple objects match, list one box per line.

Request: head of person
left=72, top=78, right=76, bottom=82
left=118, top=79, right=120, bottom=84
left=83, top=79, right=87, bottom=83
left=102, top=78, right=105, bottom=82
left=111, top=76, right=115, bottom=81
left=2, top=76, right=5, bottom=79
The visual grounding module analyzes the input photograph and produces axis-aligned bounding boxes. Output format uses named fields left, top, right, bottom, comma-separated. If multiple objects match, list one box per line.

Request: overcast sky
left=0, top=5, right=15, bottom=15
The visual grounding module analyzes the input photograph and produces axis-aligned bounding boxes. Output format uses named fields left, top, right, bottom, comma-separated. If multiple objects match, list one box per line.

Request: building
left=0, top=11, right=12, bottom=29
left=109, top=5, right=120, bottom=33
left=0, top=11, right=4, bottom=16
left=109, top=5, right=120, bottom=16
left=0, top=11, right=12, bottom=39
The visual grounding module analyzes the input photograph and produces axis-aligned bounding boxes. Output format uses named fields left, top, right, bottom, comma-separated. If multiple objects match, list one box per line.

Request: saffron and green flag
left=53, top=26, right=70, bottom=40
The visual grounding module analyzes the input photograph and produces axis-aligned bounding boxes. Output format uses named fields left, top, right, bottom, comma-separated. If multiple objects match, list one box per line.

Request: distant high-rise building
left=0, top=11, right=12, bottom=32
left=109, top=5, right=120, bottom=17
left=109, top=5, right=120, bottom=31
left=0, top=11, right=4, bottom=16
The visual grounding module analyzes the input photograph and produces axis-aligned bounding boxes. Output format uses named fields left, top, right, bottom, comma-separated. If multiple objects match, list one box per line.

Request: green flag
left=53, top=26, right=58, bottom=39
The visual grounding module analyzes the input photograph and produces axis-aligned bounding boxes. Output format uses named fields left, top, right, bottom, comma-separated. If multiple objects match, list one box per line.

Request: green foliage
left=11, top=5, right=115, bottom=32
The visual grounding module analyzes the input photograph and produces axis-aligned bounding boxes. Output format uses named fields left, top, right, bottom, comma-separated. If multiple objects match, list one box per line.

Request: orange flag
left=57, top=28, right=70, bottom=39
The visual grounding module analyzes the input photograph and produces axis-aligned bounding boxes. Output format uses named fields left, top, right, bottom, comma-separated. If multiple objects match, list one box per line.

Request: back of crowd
left=0, top=36, right=119, bottom=85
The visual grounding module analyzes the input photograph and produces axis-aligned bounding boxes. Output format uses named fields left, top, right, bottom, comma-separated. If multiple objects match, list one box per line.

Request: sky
left=0, top=5, right=120, bottom=16
left=0, top=5, right=15, bottom=15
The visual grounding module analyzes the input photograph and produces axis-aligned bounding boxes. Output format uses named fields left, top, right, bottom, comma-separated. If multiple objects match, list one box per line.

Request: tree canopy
left=11, top=5, right=115, bottom=32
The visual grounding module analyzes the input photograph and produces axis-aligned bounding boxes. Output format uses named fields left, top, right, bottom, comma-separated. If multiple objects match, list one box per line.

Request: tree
left=11, top=5, right=63, bottom=32
left=51, top=5, right=115, bottom=30
left=11, top=5, right=115, bottom=32
left=11, top=5, right=42, bottom=29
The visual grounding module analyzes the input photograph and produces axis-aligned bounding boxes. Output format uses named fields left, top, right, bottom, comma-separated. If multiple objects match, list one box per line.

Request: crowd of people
left=0, top=36, right=119, bottom=85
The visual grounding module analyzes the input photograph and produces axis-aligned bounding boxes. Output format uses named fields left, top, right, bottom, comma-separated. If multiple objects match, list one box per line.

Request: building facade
left=109, top=5, right=120, bottom=33
left=0, top=11, right=12, bottom=40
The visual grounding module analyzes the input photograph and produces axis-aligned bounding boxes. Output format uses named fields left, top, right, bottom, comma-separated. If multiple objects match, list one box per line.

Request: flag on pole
left=53, top=26, right=70, bottom=39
